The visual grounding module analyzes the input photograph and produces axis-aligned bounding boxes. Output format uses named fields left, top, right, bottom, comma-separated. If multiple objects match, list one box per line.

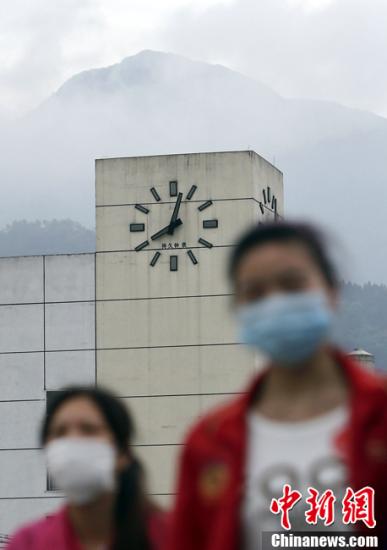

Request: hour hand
left=151, top=218, right=182, bottom=241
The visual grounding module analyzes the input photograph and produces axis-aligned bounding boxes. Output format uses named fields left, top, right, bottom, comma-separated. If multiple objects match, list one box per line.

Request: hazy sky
left=0, top=0, right=386, bottom=119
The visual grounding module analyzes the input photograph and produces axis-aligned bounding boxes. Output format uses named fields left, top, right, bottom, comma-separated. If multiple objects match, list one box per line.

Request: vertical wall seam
left=94, top=252, right=97, bottom=386
left=43, top=255, right=46, bottom=391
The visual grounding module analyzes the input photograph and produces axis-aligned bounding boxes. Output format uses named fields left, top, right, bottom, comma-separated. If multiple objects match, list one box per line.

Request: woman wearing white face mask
left=7, top=387, right=167, bottom=550
left=169, top=221, right=387, bottom=550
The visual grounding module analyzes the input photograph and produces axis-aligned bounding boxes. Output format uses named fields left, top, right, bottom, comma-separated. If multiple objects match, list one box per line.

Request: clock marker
left=135, top=240, right=150, bottom=252
left=267, top=186, right=271, bottom=202
left=129, top=223, right=145, bottom=232
left=262, top=189, right=267, bottom=204
left=150, top=187, right=161, bottom=202
left=198, top=200, right=213, bottom=211
left=203, top=219, right=218, bottom=229
left=198, top=238, right=213, bottom=249
left=271, top=195, right=276, bottom=209
left=135, top=204, right=149, bottom=214
left=186, top=185, right=197, bottom=200
left=187, top=250, right=198, bottom=265
left=150, top=252, right=161, bottom=267
left=169, top=180, right=178, bottom=197
left=259, top=202, right=265, bottom=214
left=170, top=255, right=178, bottom=272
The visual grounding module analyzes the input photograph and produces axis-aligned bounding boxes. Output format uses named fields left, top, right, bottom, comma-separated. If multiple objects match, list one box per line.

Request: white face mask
left=45, top=437, right=116, bottom=505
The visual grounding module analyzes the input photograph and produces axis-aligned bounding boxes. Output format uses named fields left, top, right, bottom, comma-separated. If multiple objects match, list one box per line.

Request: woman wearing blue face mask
left=169, top=221, right=387, bottom=550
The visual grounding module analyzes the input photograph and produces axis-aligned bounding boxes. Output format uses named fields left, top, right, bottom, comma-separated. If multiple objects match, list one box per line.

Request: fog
left=1, top=0, right=386, bottom=117
left=0, top=50, right=386, bottom=285
left=161, top=0, right=387, bottom=117
left=0, top=0, right=386, bottom=284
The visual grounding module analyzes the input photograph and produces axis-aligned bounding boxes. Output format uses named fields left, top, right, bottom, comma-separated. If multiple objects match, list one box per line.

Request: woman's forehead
left=52, top=396, right=106, bottom=422
left=236, top=241, right=319, bottom=275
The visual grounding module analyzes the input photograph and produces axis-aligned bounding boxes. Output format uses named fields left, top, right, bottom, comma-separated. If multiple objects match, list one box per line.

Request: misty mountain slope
left=53, top=50, right=281, bottom=104
left=282, top=123, right=387, bottom=282
left=0, top=49, right=386, bottom=283
left=0, top=220, right=95, bottom=256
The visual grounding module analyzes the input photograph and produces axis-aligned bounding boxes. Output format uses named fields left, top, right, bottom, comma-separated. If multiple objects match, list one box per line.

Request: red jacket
left=169, top=349, right=387, bottom=550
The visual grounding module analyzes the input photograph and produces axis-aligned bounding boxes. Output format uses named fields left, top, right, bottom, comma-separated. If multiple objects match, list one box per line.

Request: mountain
left=0, top=220, right=95, bottom=257
left=0, top=49, right=386, bottom=283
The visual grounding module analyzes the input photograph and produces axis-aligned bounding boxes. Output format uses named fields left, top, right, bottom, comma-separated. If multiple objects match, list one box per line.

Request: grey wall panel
left=124, top=395, right=200, bottom=446
left=134, top=444, right=180, bottom=496
left=45, top=254, right=95, bottom=302
left=45, top=302, right=95, bottom=351
left=0, top=401, right=45, bottom=449
left=0, top=305, right=44, bottom=353
left=0, top=450, right=46, bottom=497
left=96, top=248, right=231, bottom=301
left=97, top=296, right=236, bottom=350
left=0, top=256, right=43, bottom=305
left=45, top=350, right=95, bottom=390
left=97, top=344, right=255, bottom=397
left=0, top=353, right=44, bottom=401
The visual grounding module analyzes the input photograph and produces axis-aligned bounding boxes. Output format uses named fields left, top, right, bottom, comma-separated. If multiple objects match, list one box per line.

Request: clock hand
left=151, top=218, right=182, bottom=241
left=168, top=192, right=183, bottom=235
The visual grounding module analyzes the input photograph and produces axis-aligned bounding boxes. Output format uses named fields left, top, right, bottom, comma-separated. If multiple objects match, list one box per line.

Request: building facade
left=0, top=151, right=283, bottom=537
left=0, top=253, right=96, bottom=539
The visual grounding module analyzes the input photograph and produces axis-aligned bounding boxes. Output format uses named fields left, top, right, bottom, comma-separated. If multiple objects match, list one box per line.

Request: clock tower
left=95, top=150, right=283, bottom=500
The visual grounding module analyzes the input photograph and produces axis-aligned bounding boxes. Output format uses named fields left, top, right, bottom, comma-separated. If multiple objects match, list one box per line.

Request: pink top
left=6, top=506, right=167, bottom=550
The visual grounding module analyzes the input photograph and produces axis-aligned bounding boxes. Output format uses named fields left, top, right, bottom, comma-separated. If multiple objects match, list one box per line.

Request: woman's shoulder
left=6, top=507, right=68, bottom=549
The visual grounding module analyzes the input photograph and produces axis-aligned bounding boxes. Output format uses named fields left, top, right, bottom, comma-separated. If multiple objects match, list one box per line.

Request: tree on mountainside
left=0, top=219, right=95, bottom=256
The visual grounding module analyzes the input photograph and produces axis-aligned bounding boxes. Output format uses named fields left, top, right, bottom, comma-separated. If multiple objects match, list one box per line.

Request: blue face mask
left=237, top=290, right=333, bottom=366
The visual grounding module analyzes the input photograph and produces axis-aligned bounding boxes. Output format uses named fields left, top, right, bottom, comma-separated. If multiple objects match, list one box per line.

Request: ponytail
left=113, top=458, right=151, bottom=550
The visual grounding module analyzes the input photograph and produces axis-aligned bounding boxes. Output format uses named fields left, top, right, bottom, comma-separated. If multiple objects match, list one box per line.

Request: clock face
left=129, top=181, right=278, bottom=271
left=129, top=181, right=219, bottom=271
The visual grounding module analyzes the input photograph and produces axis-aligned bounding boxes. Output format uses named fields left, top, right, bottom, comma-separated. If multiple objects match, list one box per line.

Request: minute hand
left=151, top=218, right=182, bottom=241
left=168, top=192, right=183, bottom=234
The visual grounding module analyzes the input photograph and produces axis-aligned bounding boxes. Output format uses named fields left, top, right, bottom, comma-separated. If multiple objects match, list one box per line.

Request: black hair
left=229, top=220, right=339, bottom=288
left=42, top=387, right=151, bottom=550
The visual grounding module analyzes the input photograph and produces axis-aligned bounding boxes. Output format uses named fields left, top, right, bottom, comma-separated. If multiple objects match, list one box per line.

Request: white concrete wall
left=96, top=151, right=284, bottom=500
left=0, top=253, right=95, bottom=537
left=0, top=151, right=283, bottom=537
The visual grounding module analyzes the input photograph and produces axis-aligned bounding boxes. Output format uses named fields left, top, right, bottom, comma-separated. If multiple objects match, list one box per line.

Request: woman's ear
left=116, top=450, right=131, bottom=473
